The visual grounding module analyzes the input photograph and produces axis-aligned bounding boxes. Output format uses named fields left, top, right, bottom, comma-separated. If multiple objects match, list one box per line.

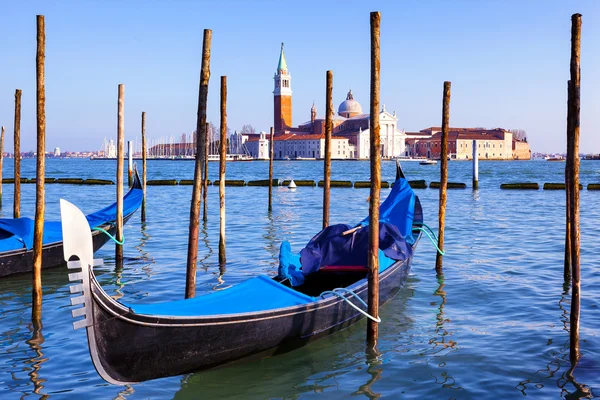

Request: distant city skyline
left=0, top=1, right=599, bottom=153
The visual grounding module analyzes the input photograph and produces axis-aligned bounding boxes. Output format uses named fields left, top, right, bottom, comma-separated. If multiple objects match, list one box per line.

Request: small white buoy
left=288, top=179, right=297, bottom=190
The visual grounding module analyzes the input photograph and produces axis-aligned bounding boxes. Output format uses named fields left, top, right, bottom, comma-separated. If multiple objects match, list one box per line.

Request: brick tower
left=273, top=43, right=292, bottom=133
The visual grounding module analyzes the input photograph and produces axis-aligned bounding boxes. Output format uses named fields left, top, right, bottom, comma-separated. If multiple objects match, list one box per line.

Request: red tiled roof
left=245, top=133, right=347, bottom=142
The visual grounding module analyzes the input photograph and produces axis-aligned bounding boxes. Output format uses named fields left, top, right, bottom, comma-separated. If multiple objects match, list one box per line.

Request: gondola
left=0, top=169, right=143, bottom=278
left=61, top=162, right=423, bottom=385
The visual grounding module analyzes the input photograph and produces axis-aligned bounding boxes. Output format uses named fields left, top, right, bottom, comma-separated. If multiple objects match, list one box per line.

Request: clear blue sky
left=1, top=1, right=598, bottom=153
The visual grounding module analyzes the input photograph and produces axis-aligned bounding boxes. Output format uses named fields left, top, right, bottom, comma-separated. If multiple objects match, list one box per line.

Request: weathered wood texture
left=268, top=127, right=274, bottom=212
left=219, top=76, right=227, bottom=266
left=472, top=140, right=479, bottom=189
left=116, top=84, right=125, bottom=261
left=567, top=13, right=581, bottom=363
left=323, top=70, right=333, bottom=229
left=14, top=89, right=22, bottom=218
left=435, top=81, right=451, bottom=272
left=367, top=11, right=381, bottom=348
left=32, top=15, right=46, bottom=321
left=186, top=29, right=211, bottom=299
left=564, top=80, right=572, bottom=282
left=127, top=140, right=133, bottom=187
left=141, top=112, right=147, bottom=222
left=203, top=123, right=209, bottom=222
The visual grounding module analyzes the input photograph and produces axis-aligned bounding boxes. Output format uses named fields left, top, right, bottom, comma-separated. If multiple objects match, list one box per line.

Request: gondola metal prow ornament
left=61, top=199, right=104, bottom=330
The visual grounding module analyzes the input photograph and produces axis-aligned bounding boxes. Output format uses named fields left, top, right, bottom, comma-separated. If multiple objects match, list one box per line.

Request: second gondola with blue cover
left=0, top=170, right=143, bottom=278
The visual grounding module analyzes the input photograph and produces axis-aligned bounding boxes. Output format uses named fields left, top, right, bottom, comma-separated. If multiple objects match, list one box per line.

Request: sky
left=0, top=0, right=599, bottom=153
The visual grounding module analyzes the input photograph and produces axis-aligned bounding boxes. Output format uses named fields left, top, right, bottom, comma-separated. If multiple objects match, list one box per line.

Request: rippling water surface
left=0, top=159, right=598, bottom=399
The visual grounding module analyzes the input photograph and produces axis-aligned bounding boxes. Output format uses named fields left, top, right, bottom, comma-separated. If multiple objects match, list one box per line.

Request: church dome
left=338, top=90, right=362, bottom=117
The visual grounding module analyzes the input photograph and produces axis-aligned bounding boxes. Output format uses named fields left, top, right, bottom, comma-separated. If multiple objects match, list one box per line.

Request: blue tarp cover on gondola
left=128, top=275, right=316, bottom=316
left=278, top=177, right=416, bottom=286
left=0, top=187, right=143, bottom=252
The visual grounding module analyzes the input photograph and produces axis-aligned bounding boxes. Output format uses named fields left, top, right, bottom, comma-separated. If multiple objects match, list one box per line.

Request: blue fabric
left=0, top=187, right=143, bottom=252
left=278, top=177, right=416, bottom=286
left=128, top=275, right=316, bottom=316
left=299, top=222, right=413, bottom=276
left=278, top=241, right=304, bottom=286
left=360, top=178, right=416, bottom=244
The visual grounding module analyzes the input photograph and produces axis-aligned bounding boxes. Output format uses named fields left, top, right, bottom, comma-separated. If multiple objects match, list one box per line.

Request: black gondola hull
left=86, top=253, right=414, bottom=384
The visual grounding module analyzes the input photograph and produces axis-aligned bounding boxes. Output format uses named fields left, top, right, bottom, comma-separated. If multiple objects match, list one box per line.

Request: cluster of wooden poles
left=3, top=12, right=585, bottom=362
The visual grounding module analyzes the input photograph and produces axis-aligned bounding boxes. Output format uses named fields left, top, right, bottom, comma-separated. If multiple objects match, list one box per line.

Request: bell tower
left=273, top=43, right=292, bottom=133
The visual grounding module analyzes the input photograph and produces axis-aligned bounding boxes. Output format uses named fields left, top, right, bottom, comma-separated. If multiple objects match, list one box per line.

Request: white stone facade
left=245, top=132, right=270, bottom=160
left=356, top=111, right=406, bottom=159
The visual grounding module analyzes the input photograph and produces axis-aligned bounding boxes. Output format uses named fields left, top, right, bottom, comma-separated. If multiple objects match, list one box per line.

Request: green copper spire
left=277, top=42, right=287, bottom=72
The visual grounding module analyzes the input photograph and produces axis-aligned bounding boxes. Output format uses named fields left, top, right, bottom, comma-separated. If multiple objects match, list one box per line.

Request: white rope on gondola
left=320, top=287, right=381, bottom=323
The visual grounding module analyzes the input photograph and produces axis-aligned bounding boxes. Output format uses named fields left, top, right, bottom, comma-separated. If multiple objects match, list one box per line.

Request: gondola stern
left=132, top=163, right=143, bottom=190
left=395, top=159, right=406, bottom=180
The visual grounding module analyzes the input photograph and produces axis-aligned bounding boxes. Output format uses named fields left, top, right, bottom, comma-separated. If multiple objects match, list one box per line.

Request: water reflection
left=24, top=320, right=49, bottom=400
left=137, top=223, right=155, bottom=278
left=112, top=255, right=125, bottom=300
left=199, top=221, right=213, bottom=273
left=425, top=271, right=460, bottom=392
left=353, top=349, right=383, bottom=399
left=516, top=287, right=593, bottom=398
left=113, top=384, right=135, bottom=400
left=430, top=272, right=457, bottom=354
left=262, top=210, right=278, bottom=272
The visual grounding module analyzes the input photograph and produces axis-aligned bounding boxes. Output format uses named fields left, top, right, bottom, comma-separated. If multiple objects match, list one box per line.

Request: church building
left=269, top=44, right=407, bottom=159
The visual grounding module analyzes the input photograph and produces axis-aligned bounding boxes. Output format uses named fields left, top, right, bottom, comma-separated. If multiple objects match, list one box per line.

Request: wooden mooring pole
left=472, top=140, right=478, bottom=189
left=141, top=112, right=147, bottom=222
left=268, top=127, right=274, bottom=212
left=186, top=29, right=211, bottom=299
left=0, top=126, right=4, bottom=207
left=32, top=14, right=46, bottom=322
left=323, top=70, right=333, bottom=229
left=567, top=13, right=581, bottom=364
left=14, top=89, right=22, bottom=219
left=116, top=84, right=125, bottom=262
left=564, top=80, right=572, bottom=282
left=202, top=122, right=209, bottom=222
left=219, top=76, right=227, bottom=266
left=435, top=81, right=450, bottom=273
left=127, top=140, right=133, bottom=187
left=367, top=11, right=381, bottom=349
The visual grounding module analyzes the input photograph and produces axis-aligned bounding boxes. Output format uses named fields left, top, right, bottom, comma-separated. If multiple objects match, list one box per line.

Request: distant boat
left=546, top=157, right=565, bottom=162
left=419, top=159, right=437, bottom=166
left=394, top=156, right=423, bottom=162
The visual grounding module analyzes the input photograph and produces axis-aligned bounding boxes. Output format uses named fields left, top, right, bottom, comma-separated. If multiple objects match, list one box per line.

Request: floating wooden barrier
left=3, top=178, right=29, bottom=184
left=500, top=183, right=539, bottom=190
left=147, top=179, right=178, bottom=186
left=318, top=180, right=352, bottom=188
left=408, top=180, right=427, bottom=189
left=181, top=179, right=211, bottom=186
left=212, top=180, right=246, bottom=187
left=248, top=179, right=280, bottom=186
left=29, top=178, right=57, bottom=184
left=57, top=178, right=84, bottom=184
left=430, top=181, right=466, bottom=189
left=354, top=181, right=389, bottom=188
left=544, top=182, right=583, bottom=190
left=281, top=179, right=316, bottom=187
left=84, top=179, right=114, bottom=185
left=587, top=184, right=600, bottom=190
